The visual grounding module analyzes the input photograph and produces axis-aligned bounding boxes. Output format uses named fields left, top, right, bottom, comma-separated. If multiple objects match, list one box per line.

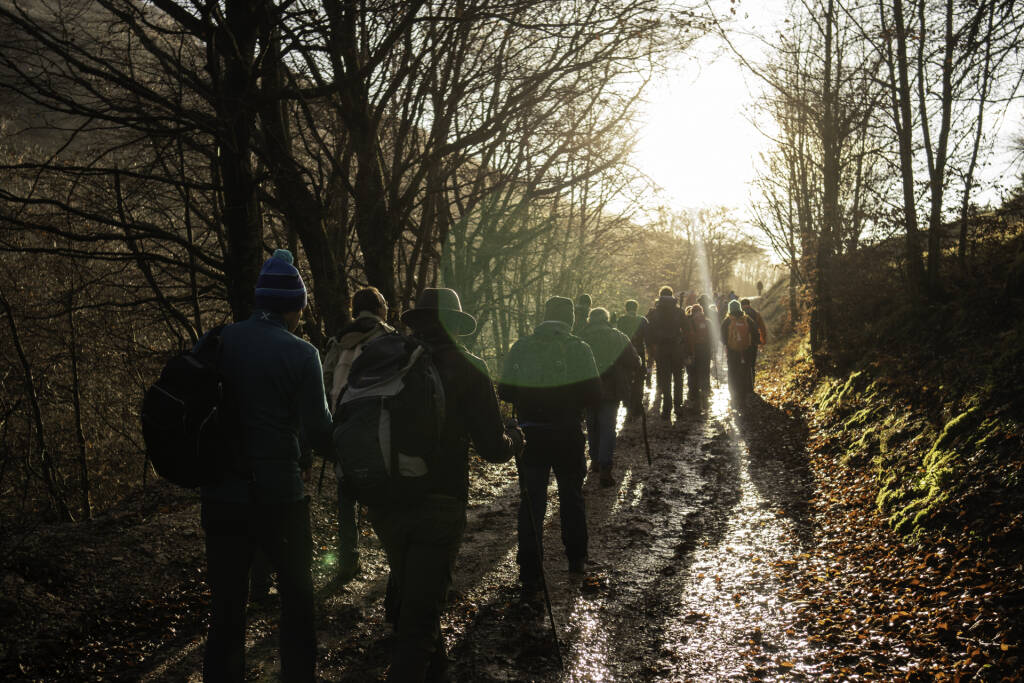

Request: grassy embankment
left=767, top=222, right=1024, bottom=553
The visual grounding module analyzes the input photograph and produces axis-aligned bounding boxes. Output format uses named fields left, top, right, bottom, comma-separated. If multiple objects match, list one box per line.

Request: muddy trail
left=124, top=363, right=820, bottom=682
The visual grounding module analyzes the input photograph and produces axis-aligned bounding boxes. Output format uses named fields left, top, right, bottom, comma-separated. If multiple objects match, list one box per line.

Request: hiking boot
left=568, top=557, right=587, bottom=576
left=599, top=467, right=615, bottom=488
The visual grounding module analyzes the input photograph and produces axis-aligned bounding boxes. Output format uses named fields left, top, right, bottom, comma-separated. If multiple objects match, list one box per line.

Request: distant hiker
left=756, top=280, right=764, bottom=298
left=201, top=249, right=332, bottom=683
left=572, top=293, right=592, bottom=335
left=322, top=286, right=394, bottom=584
left=579, top=308, right=641, bottom=485
left=687, top=303, right=713, bottom=406
left=727, top=289, right=738, bottom=302
left=368, top=288, right=522, bottom=681
left=499, top=296, right=601, bottom=598
left=721, top=299, right=757, bottom=407
left=646, top=286, right=693, bottom=419
left=615, top=299, right=648, bottom=419
left=740, top=298, right=768, bottom=393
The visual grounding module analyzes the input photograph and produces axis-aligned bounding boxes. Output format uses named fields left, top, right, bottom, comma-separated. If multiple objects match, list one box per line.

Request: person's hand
left=504, top=419, right=526, bottom=455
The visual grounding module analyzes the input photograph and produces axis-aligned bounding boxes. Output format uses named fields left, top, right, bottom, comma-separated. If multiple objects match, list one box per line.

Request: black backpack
left=648, top=304, right=682, bottom=345
left=332, top=334, right=445, bottom=506
left=140, top=327, right=240, bottom=488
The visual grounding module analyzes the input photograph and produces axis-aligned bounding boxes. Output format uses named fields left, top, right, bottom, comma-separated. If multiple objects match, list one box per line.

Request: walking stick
left=514, top=450, right=564, bottom=671
left=635, top=368, right=652, bottom=466
left=640, top=403, right=652, bottom=466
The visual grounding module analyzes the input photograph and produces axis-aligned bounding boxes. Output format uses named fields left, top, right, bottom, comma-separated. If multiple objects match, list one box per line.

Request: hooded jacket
left=579, top=321, right=642, bottom=401
left=498, top=320, right=601, bottom=428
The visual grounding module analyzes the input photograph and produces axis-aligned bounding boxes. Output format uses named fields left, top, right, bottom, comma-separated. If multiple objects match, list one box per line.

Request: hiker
left=579, top=307, right=642, bottom=485
left=720, top=299, right=757, bottom=407
left=572, top=293, right=592, bottom=335
left=615, top=299, right=648, bottom=419
left=498, top=296, right=601, bottom=598
left=646, top=286, right=693, bottom=418
left=322, top=286, right=394, bottom=584
left=201, top=249, right=332, bottom=683
left=740, top=298, right=768, bottom=392
left=699, top=293, right=722, bottom=384
left=687, top=303, right=713, bottom=406
left=366, top=288, right=523, bottom=681
left=756, top=280, right=764, bottom=297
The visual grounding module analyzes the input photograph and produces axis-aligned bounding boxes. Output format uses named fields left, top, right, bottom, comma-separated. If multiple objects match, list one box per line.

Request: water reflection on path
left=561, top=383, right=817, bottom=681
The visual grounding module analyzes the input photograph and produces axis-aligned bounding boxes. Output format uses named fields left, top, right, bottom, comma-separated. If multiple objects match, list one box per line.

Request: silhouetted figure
left=322, top=287, right=394, bottom=584
left=646, top=286, right=693, bottom=418
left=499, top=296, right=601, bottom=597
left=740, top=298, right=767, bottom=393
left=371, top=288, right=521, bottom=681
left=687, top=303, right=713, bottom=406
left=615, top=299, right=648, bottom=418
left=580, top=307, right=641, bottom=485
left=201, top=249, right=332, bottom=683
left=721, top=299, right=757, bottom=407
left=756, top=280, right=764, bottom=297
left=573, top=292, right=592, bottom=335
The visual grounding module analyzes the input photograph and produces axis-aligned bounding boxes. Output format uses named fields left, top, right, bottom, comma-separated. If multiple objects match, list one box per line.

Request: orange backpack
left=727, top=317, right=752, bottom=352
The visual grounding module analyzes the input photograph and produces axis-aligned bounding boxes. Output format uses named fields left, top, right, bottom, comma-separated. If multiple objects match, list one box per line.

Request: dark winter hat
left=659, top=286, right=674, bottom=298
left=576, top=293, right=592, bottom=308
left=254, top=249, right=307, bottom=313
left=401, top=287, right=476, bottom=336
left=624, top=299, right=638, bottom=312
left=544, top=296, right=575, bottom=326
left=728, top=299, right=743, bottom=316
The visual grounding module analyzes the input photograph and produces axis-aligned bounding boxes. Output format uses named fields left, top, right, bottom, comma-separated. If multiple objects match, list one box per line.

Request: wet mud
left=140, top=372, right=820, bottom=682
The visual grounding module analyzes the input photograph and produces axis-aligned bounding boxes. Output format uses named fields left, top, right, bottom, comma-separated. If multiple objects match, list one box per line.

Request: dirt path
left=137, top=369, right=820, bottom=682
left=3, top=365, right=817, bottom=681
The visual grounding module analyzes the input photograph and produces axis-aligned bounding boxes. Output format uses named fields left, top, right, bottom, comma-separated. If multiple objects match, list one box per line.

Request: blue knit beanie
left=254, top=249, right=307, bottom=313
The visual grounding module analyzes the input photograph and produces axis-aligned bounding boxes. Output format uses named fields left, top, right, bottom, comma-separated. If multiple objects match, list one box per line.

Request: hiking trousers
left=516, top=427, right=588, bottom=587
left=369, top=494, right=467, bottom=682
left=689, top=348, right=712, bottom=402
left=336, top=480, right=359, bottom=566
left=586, top=400, right=620, bottom=469
left=201, top=497, right=315, bottom=683
left=745, top=344, right=760, bottom=390
left=726, top=349, right=752, bottom=402
left=655, top=352, right=683, bottom=414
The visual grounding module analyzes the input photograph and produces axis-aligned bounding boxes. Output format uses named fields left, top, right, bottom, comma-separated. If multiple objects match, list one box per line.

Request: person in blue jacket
left=200, top=249, right=333, bottom=683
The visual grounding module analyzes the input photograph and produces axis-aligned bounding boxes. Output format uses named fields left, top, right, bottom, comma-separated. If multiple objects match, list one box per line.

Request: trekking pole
left=640, top=403, right=652, bottom=466
left=636, top=369, right=652, bottom=466
left=513, top=449, right=564, bottom=671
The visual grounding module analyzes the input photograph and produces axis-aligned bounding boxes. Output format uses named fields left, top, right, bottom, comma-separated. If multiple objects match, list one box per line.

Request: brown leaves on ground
left=758, top=348, right=1024, bottom=681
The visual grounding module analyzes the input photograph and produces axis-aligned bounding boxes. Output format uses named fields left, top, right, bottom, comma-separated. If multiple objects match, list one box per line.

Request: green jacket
left=579, top=321, right=642, bottom=402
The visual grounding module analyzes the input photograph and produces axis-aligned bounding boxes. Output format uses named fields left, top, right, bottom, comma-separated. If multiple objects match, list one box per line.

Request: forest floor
left=2, top=348, right=1022, bottom=681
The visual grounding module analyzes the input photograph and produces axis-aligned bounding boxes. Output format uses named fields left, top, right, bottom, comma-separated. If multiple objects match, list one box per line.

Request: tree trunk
left=66, top=291, right=92, bottom=520
left=891, top=0, right=928, bottom=297
left=212, top=0, right=263, bottom=322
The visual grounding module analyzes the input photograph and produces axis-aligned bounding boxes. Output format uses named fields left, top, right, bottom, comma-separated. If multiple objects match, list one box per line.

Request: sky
left=632, top=1, right=785, bottom=214
left=632, top=0, right=1023, bottom=217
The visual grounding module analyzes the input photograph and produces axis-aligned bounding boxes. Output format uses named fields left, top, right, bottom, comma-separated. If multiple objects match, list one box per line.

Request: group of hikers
left=196, top=249, right=767, bottom=682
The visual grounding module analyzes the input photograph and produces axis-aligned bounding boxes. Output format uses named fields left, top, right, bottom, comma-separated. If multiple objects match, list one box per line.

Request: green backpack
left=506, top=334, right=570, bottom=389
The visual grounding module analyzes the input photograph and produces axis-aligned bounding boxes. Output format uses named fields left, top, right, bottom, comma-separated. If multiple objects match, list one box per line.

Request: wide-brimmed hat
left=400, top=287, right=476, bottom=336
